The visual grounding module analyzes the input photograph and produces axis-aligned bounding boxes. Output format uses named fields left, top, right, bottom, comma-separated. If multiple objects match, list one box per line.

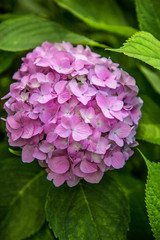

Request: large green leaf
left=106, top=31, right=160, bottom=70
left=139, top=65, right=160, bottom=94
left=135, top=0, right=160, bottom=40
left=45, top=175, right=130, bottom=240
left=54, top=0, right=137, bottom=37
left=139, top=151, right=160, bottom=240
left=0, top=51, right=15, bottom=73
left=0, top=15, right=105, bottom=52
left=136, top=95, right=160, bottom=145
left=0, top=155, right=50, bottom=240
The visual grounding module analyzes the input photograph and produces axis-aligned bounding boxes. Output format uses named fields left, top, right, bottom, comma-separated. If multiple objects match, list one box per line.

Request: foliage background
left=0, top=0, right=160, bottom=239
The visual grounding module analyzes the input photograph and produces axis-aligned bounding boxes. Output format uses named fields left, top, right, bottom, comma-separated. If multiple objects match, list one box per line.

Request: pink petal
left=54, top=124, right=71, bottom=138
left=48, top=156, right=70, bottom=174
left=104, top=155, right=112, bottom=167
left=54, top=81, right=67, bottom=94
left=95, top=65, right=111, bottom=79
left=21, top=122, right=34, bottom=139
left=33, top=147, right=46, bottom=160
left=116, top=123, right=131, bottom=138
left=58, top=89, right=71, bottom=104
left=95, top=137, right=110, bottom=154
left=91, top=76, right=105, bottom=87
left=72, top=122, right=92, bottom=141
left=80, top=160, right=97, bottom=173
left=84, top=170, right=104, bottom=183
left=11, top=128, right=23, bottom=141
left=7, top=115, right=21, bottom=129
left=111, top=152, right=125, bottom=169
left=22, top=144, right=34, bottom=162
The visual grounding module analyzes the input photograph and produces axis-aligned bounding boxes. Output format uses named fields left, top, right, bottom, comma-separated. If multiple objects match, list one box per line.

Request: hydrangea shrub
left=3, top=41, right=142, bottom=187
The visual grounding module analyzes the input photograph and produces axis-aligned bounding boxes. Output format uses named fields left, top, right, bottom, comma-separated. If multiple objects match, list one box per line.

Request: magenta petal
left=54, top=124, right=71, bottom=138
left=48, top=156, right=70, bottom=174
left=80, top=160, right=97, bottom=173
left=33, top=147, right=46, bottom=160
left=11, top=128, right=23, bottom=141
left=53, top=175, right=66, bottom=187
left=111, top=152, right=125, bottom=169
left=7, top=115, right=21, bottom=129
left=22, top=144, right=34, bottom=162
left=21, top=122, right=34, bottom=139
left=104, top=155, right=112, bottom=167
left=84, top=170, right=104, bottom=183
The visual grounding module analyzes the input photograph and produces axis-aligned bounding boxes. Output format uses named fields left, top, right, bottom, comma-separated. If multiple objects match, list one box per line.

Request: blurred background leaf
left=135, top=0, right=160, bottom=40
left=0, top=142, right=51, bottom=240
left=54, top=0, right=137, bottom=37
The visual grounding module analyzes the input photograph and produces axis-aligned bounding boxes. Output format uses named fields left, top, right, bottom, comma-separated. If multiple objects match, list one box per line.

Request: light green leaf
left=45, top=175, right=130, bottom=240
left=26, top=223, right=55, bottom=240
left=136, top=95, right=160, bottom=145
left=9, top=148, right=21, bottom=156
left=0, top=51, right=14, bottom=73
left=0, top=156, right=50, bottom=240
left=135, top=0, right=160, bottom=40
left=106, top=31, right=160, bottom=70
left=139, top=64, right=160, bottom=94
left=54, top=0, right=137, bottom=37
left=139, top=150, right=160, bottom=240
left=0, top=15, right=105, bottom=52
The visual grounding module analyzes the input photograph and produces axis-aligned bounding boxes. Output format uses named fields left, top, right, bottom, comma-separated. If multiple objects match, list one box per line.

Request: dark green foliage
left=45, top=175, right=129, bottom=240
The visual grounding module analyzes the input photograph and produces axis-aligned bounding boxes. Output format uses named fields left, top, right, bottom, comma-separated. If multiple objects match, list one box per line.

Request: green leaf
left=135, top=0, right=160, bottom=40
left=9, top=148, right=21, bottom=156
left=45, top=175, right=130, bottom=240
left=54, top=0, right=137, bottom=37
left=0, top=15, right=105, bottom=52
left=139, top=150, right=160, bottom=240
left=139, top=64, right=160, bottom=94
left=0, top=51, right=14, bottom=73
left=110, top=172, right=153, bottom=240
left=106, top=31, right=160, bottom=70
left=26, top=223, right=55, bottom=240
left=0, top=156, right=50, bottom=240
left=136, top=95, right=160, bottom=145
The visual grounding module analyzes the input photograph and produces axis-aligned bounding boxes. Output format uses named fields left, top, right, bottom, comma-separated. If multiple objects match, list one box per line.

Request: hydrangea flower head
left=2, top=41, right=142, bottom=187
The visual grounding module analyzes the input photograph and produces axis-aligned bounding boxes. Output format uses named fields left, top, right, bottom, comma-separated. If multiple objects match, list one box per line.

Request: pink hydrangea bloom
left=2, top=41, right=143, bottom=187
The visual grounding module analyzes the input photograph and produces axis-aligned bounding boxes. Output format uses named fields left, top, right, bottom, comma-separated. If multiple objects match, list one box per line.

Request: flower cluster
left=2, top=41, right=142, bottom=187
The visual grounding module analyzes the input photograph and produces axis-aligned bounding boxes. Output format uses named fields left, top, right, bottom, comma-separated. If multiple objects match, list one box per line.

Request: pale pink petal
left=54, top=81, right=67, bottom=94
left=54, top=124, right=71, bottom=138
left=72, top=122, right=92, bottom=141
left=21, top=122, right=34, bottom=139
left=80, top=160, right=97, bottom=173
left=95, top=137, right=110, bottom=154
left=84, top=170, right=104, bottom=183
left=104, top=155, right=112, bottom=167
left=33, top=147, right=46, bottom=160
left=7, top=115, right=21, bottom=129
left=111, top=152, right=125, bottom=169
left=48, top=156, right=70, bottom=174
left=58, top=89, right=71, bottom=104
left=22, top=144, right=34, bottom=162
left=116, top=123, right=131, bottom=138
